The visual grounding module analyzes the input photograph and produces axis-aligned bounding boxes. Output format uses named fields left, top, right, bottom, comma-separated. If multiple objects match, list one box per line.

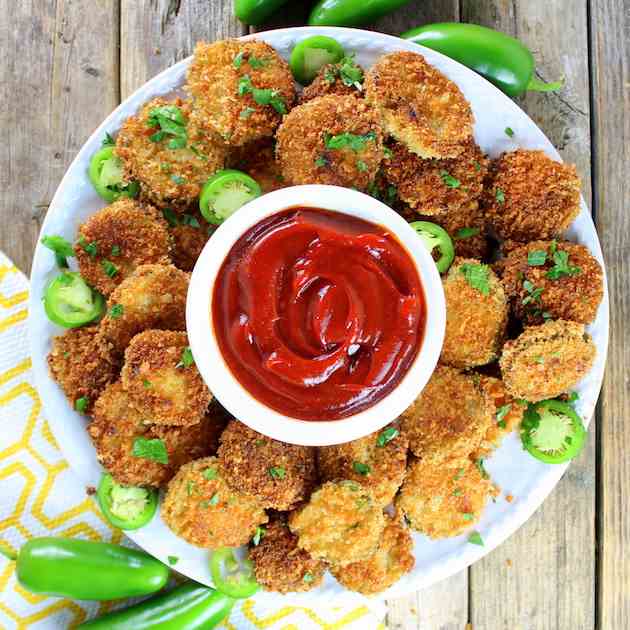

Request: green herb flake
left=454, top=226, right=480, bottom=240
left=473, top=160, right=482, bottom=172
left=352, top=461, right=371, bottom=476
left=440, top=170, right=461, bottom=188
left=376, top=426, right=399, bottom=447
left=167, top=555, right=179, bottom=566
left=534, top=355, right=545, bottom=364
left=102, top=132, right=115, bottom=147
left=162, top=208, right=179, bottom=227
left=237, top=75, right=286, bottom=114
left=109, top=304, right=124, bottom=319
left=176, top=346, right=195, bottom=369
left=101, top=259, right=118, bottom=278
left=252, top=526, right=265, bottom=546
left=462, top=513, right=474, bottom=521
left=268, top=466, right=286, bottom=480
left=356, top=159, right=368, bottom=172
left=454, top=468, right=465, bottom=481
left=546, top=250, right=582, bottom=280
left=142, top=379, right=152, bottom=389
left=314, top=156, right=328, bottom=168
left=527, top=250, right=547, bottom=266
left=504, top=126, right=515, bottom=138
left=495, top=188, right=505, bottom=203
left=41, top=235, right=75, bottom=268
left=324, top=131, right=376, bottom=152
left=475, top=459, right=489, bottom=479
left=233, top=51, right=244, bottom=69
left=79, top=236, right=98, bottom=258
left=182, top=214, right=200, bottom=228
left=453, top=488, right=463, bottom=497
left=468, top=531, right=484, bottom=546
left=496, top=404, right=512, bottom=425
left=147, top=105, right=188, bottom=148
left=460, top=263, right=491, bottom=296
left=303, top=572, right=314, bottom=583
left=132, top=437, right=168, bottom=464
left=171, top=174, right=186, bottom=185
left=208, top=493, right=220, bottom=506
left=187, top=480, right=197, bottom=496
left=339, top=55, right=364, bottom=88
left=240, top=106, right=255, bottom=119
left=567, top=391, right=579, bottom=403
left=110, top=245, right=121, bottom=257
left=202, top=467, right=218, bottom=480
left=74, top=397, right=89, bottom=413
left=248, top=54, right=269, bottom=69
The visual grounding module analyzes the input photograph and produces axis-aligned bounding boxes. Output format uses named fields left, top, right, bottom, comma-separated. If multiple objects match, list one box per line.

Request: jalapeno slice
left=43, top=272, right=105, bottom=328
left=88, top=146, right=139, bottom=203
left=210, top=547, right=260, bottom=599
left=520, top=399, right=586, bottom=464
left=96, top=473, right=158, bottom=531
left=409, top=221, right=455, bottom=273
left=199, top=170, right=262, bottom=225
left=289, top=35, right=346, bottom=84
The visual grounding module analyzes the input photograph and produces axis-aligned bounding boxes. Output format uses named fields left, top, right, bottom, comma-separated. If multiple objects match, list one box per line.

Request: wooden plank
left=0, top=0, right=119, bottom=273
left=120, top=0, right=246, bottom=99
left=590, top=1, right=630, bottom=628
left=461, top=2, right=596, bottom=629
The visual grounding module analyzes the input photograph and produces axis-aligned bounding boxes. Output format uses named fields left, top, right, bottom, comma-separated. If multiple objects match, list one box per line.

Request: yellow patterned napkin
left=0, top=251, right=385, bottom=629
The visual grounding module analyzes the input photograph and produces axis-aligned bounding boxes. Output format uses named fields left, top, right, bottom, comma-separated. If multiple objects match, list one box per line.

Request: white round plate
left=29, top=27, right=609, bottom=605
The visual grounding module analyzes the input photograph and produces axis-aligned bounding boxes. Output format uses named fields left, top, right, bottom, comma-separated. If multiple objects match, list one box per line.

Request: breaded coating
left=498, top=240, right=604, bottom=325
left=289, top=480, right=385, bottom=566
left=161, top=207, right=212, bottom=272
left=162, top=457, right=268, bottom=548
left=473, top=376, right=526, bottom=459
left=186, top=39, right=296, bottom=146
left=383, top=139, right=488, bottom=215
left=121, top=330, right=211, bottom=426
left=299, top=58, right=364, bottom=104
left=483, top=150, right=581, bottom=242
left=47, top=326, right=117, bottom=414
left=75, top=198, right=171, bottom=296
left=276, top=94, right=384, bottom=190
left=401, top=365, right=493, bottom=465
left=396, top=458, right=496, bottom=538
left=228, top=139, right=286, bottom=194
left=499, top=319, right=596, bottom=402
left=249, top=516, right=326, bottom=593
left=218, top=420, right=317, bottom=511
left=365, top=52, right=473, bottom=159
left=441, top=258, right=508, bottom=368
left=88, top=382, right=221, bottom=487
left=330, top=514, right=414, bottom=594
left=115, top=97, right=226, bottom=209
left=317, top=426, right=408, bottom=507
left=98, top=264, right=189, bottom=357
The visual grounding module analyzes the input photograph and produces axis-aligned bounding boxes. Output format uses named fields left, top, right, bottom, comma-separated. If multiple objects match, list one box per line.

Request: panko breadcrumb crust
left=121, top=330, right=211, bottom=426
left=167, top=209, right=212, bottom=272
left=276, top=94, right=384, bottom=190
left=483, top=149, right=581, bottom=242
left=218, top=420, right=317, bottom=511
left=227, top=139, right=286, bottom=194
left=186, top=39, right=296, bottom=146
left=331, top=514, right=414, bottom=594
left=162, top=457, right=268, bottom=548
left=249, top=517, right=326, bottom=593
left=500, top=319, right=596, bottom=402
left=365, top=51, right=473, bottom=159
left=298, top=61, right=365, bottom=104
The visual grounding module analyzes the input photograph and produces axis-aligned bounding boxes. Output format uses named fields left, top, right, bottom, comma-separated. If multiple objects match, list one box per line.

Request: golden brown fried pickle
left=441, top=258, right=508, bottom=369
left=396, top=458, right=496, bottom=538
left=498, top=240, right=604, bottom=325
left=317, top=426, right=407, bottom=507
left=88, top=382, right=221, bottom=487
left=483, top=150, right=581, bottom=242
left=330, top=513, right=414, bottom=594
left=186, top=39, right=296, bottom=146
left=218, top=420, right=317, bottom=511
left=499, top=319, right=596, bottom=402
left=75, top=198, right=171, bottom=296
left=47, top=326, right=117, bottom=414
left=299, top=58, right=365, bottom=104
left=365, top=51, right=473, bottom=159
left=383, top=139, right=488, bottom=215
left=227, top=139, right=286, bottom=194
left=164, top=208, right=212, bottom=272
left=98, top=264, right=189, bottom=358
left=121, top=330, right=211, bottom=426
left=289, top=480, right=385, bottom=566
left=162, top=457, right=268, bottom=548
left=115, top=97, right=227, bottom=209
left=401, top=365, right=493, bottom=465
left=276, top=94, right=384, bottom=190
left=249, top=516, right=326, bottom=593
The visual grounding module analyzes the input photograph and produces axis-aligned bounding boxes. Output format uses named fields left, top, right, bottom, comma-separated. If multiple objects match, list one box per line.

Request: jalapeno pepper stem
left=0, top=545, right=18, bottom=561
left=526, top=76, right=564, bottom=93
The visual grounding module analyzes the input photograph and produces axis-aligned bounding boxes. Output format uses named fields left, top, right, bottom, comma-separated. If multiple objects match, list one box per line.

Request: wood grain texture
left=590, top=1, right=630, bottom=628
left=462, top=1, right=596, bottom=629
left=120, top=0, right=246, bottom=99
left=0, top=0, right=119, bottom=273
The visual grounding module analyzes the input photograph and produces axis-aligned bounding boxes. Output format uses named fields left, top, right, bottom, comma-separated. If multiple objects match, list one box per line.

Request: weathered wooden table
left=2, top=1, right=628, bottom=628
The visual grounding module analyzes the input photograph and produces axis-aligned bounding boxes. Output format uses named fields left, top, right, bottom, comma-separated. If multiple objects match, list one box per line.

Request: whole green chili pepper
left=401, top=23, right=562, bottom=98
left=0, top=537, right=169, bottom=600
left=79, top=582, right=235, bottom=629
left=308, top=0, right=412, bottom=27
left=234, top=0, right=291, bottom=25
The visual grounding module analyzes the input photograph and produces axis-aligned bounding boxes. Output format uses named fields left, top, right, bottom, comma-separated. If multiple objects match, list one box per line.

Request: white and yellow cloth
left=0, top=251, right=385, bottom=629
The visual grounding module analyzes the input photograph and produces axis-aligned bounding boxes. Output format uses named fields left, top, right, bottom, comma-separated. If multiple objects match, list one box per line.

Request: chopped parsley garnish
left=468, top=531, right=484, bottom=546
left=303, top=572, right=315, bottom=583
left=101, top=259, right=118, bottom=278
left=527, top=250, right=547, bottom=266
left=454, top=226, right=480, bottom=240
left=147, top=105, right=188, bottom=149
left=102, top=132, right=115, bottom=147
left=383, top=146, right=393, bottom=159
left=268, top=466, right=286, bottom=479
left=567, top=391, right=579, bottom=403
left=352, top=461, right=370, bottom=476
left=453, top=488, right=463, bottom=497
left=338, top=55, right=364, bottom=88
left=110, top=245, right=121, bottom=257
left=314, top=155, right=329, bottom=168
left=440, top=170, right=461, bottom=188
left=496, top=404, right=512, bottom=427
left=176, top=346, right=195, bottom=368
left=167, top=555, right=179, bottom=566
left=356, top=159, right=368, bottom=172
left=41, top=235, right=75, bottom=268
left=182, top=213, right=200, bottom=228
left=237, top=74, right=286, bottom=114
left=454, top=468, right=465, bottom=480
left=109, top=304, right=124, bottom=319
left=142, top=379, right=152, bottom=388
left=202, top=467, right=218, bottom=480
left=495, top=188, right=505, bottom=203
left=208, top=493, right=220, bottom=506
left=504, top=126, right=515, bottom=137
left=187, top=480, right=197, bottom=496
left=534, top=355, right=545, bottom=364
left=171, top=174, right=186, bottom=185
left=376, top=426, right=399, bottom=447
left=475, top=459, right=489, bottom=479
left=546, top=249, right=581, bottom=280
left=473, top=161, right=482, bottom=172
left=162, top=208, right=179, bottom=227
left=252, top=526, right=265, bottom=546
left=522, top=279, right=543, bottom=305
left=78, top=236, right=98, bottom=258
left=324, top=131, right=376, bottom=152
left=462, top=513, right=474, bottom=521
left=460, top=263, right=490, bottom=296
left=233, top=51, right=244, bottom=69
left=240, top=106, right=255, bottom=119
left=132, top=437, right=168, bottom=464
left=248, top=54, right=269, bottom=69
left=74, top=397, right=89, bottom=413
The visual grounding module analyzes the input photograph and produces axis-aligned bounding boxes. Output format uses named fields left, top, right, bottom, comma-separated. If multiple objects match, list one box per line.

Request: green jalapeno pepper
left=409, top=221, right=455, bottom=274
left=199, top=170, right=262, bottom=225
left=520, top=399, right=586, bottom=464
left=308, top=0, right=411, bottom=27
left=88, top=145, right=139, bottom=203
left=234, top=0, right=291, bottom=25
left=97, top=473, right=159, bottom=531
left=401, top=23, right=563, bottom=98
left=0, top=537, right=169, bottom=600
left=79, top=582, right=234, bottom=629
left=41, top=235, right=75, bottom=269
left=43, top=271, right=105, bottom=328
left=290, top=36, right=346, bottom=84
left=210, top=547, right=260, bottom=599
